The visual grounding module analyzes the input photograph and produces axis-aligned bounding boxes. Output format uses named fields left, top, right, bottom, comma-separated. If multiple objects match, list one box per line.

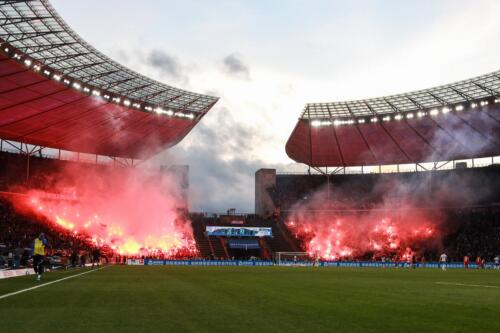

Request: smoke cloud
left=8, top=162, right=196, bottom=257
left=285, top=165, right=498, bottom=260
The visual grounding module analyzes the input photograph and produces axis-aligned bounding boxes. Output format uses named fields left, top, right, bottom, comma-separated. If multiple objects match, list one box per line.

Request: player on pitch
left=439, top=252, right=447, bottom=271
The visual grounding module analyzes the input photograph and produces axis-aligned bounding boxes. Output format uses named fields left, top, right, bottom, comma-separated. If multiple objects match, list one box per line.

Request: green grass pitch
left=0, top=265, right=499, bottom=333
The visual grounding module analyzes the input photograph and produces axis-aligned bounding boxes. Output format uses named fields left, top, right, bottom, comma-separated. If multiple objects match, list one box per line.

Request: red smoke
left=286, top=187, right=442, bottom=260
left=9, top=163, right=197, bottom=257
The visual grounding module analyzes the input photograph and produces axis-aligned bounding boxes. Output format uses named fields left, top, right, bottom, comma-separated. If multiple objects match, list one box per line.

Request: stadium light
left=455, top=105, right=464, bottom=111
left=155, top=107, right=175, bottom=116
left=72, top=82, right=81, bottom=90
left=3, top=47, right=8, bottom=52
left=471, top=102, right=478, bottom=108
left=429, top=109, right=439, bottom=116
left=442, top=107, right=450, bottom=114
left=63, top=79, right=70, bottom=85
left=394, top=114, right=402, bottom=120
left=83, top=87, right=90, bottom=93
left=406, top=113, right=414, bottom=119
left=358, top=119, right=366, bottom=124
left=187, top=114, right=195, bottom=119
left=382, top=116, right=391, bottom=122
left=370, top=117, right=378, bottom=123
left=24, top=59, right=32, bottom=66
left=495, top=98, right=500, bottom=104
left=123, top=100, right=131, bottom=106
left=480, top=100, right=489, bottom=106
left=176, top=112, right=190, bottom=118
left=417, top=111, right=425, bottom=118
left=43, top=69, right=51, bottom=76
left=92, top=90, right=100, bottom=96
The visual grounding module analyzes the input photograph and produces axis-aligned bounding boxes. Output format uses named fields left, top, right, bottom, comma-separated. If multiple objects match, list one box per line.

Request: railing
left=277, top=156, right=500, bottom=176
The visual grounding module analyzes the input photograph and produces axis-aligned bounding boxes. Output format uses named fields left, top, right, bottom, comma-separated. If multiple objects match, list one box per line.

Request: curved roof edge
left=0, top=0, right=218, bottom=117
left=287, top=102, right=500, bottom=167
left=303, top=70, right=500, bottom=120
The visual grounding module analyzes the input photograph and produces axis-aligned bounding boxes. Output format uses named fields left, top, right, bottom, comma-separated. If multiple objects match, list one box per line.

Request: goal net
left=275, top=252, right=316, bottom=266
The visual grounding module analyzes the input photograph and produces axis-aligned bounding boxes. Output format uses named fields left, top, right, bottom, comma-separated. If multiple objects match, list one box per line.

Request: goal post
left=276, top=252, right=315, bottom=266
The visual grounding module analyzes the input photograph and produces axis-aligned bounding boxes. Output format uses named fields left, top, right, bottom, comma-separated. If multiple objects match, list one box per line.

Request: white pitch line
left=436, top=282, right=500, bottom=289
left=0, top=266, right=107, bottom=300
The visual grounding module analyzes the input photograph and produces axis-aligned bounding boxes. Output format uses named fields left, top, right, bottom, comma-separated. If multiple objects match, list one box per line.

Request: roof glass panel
left=302, top=69, right=500, bottom=119
left=0, top=0, right=217, bottom=113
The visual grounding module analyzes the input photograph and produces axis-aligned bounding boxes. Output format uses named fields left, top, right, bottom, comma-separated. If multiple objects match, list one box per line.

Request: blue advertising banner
left=319, top=261, right=490, bottom=269
left=138, top=259, right=494, bottom=269
left=144, top=259, right=275, bottom=266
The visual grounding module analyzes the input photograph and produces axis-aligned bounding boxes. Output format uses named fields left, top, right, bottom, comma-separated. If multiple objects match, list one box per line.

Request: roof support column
left=26, top=152, right=29, bottom=182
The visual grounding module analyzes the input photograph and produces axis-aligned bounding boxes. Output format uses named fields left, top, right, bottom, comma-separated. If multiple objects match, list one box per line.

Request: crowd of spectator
left=443, top=207, right=500, bottom=261
left=0, top=198, right=96, bottom=269
left=272, top=165, right=500, bottom=211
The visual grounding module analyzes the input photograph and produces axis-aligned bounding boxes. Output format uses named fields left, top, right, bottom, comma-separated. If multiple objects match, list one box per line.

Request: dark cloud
left=146, top=49, right=183, bottom=80
left=156, top=106, right=286, bottom=213
left=222, top=53, right=250, bottom=79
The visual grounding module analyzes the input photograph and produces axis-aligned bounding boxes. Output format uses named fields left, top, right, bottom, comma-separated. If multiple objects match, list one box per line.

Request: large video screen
left=206, top=226, right=272, bottom=237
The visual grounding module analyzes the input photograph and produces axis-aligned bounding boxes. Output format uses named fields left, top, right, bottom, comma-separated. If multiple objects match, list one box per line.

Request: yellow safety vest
left=33, top=238, right=45, bottom=256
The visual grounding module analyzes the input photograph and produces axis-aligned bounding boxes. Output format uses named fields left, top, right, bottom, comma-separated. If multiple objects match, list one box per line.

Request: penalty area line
left=435, top=282, right=500, bottom=289
left=0, top=266, right=107, bottom=300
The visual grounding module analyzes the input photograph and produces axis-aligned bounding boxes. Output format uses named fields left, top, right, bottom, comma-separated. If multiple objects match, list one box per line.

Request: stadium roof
left=302, top=71, right=500, bottom=119
left=287, top=73, right=500, bottom=168
left=0, top=0, right=218, bottom=159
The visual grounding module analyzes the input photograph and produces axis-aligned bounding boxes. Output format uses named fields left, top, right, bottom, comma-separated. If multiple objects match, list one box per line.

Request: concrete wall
left=255, top=168, right=276, bottom=216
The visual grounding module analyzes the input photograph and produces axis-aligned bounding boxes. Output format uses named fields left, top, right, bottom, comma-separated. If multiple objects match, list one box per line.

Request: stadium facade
left=0, top=0, right=218, bottom=160
left=286, top=72, right=500, bottom=169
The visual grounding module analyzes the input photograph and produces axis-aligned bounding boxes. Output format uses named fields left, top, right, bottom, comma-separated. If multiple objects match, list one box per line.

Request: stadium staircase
left=258, top=238, right=272, bottom=259
left=209, top=236, right=227, bottom=259
left=191, top=219, right=213, bottom=258
left=219, top=237, right=230, bottom=258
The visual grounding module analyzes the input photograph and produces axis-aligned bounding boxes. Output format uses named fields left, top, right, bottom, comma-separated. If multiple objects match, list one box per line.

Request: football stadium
left=1, top=1, right=499, bottom=332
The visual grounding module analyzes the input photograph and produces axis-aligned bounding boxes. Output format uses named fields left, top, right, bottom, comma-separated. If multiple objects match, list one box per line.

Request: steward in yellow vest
left=32, top=233, right=48, bottom=281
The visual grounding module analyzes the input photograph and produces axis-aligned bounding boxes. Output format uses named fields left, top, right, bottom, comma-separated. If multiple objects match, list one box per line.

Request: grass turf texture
left=0, top=266, right=499, bottom=333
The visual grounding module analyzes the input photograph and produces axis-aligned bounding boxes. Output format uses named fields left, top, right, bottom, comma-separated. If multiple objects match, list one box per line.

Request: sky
left=50, top=0, right=500, bottom=213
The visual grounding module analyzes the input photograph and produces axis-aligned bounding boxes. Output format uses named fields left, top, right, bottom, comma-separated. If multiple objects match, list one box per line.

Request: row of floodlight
left=310, top=99, right=499, bottom=127
left=2, top=43, right=196, bottom=121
